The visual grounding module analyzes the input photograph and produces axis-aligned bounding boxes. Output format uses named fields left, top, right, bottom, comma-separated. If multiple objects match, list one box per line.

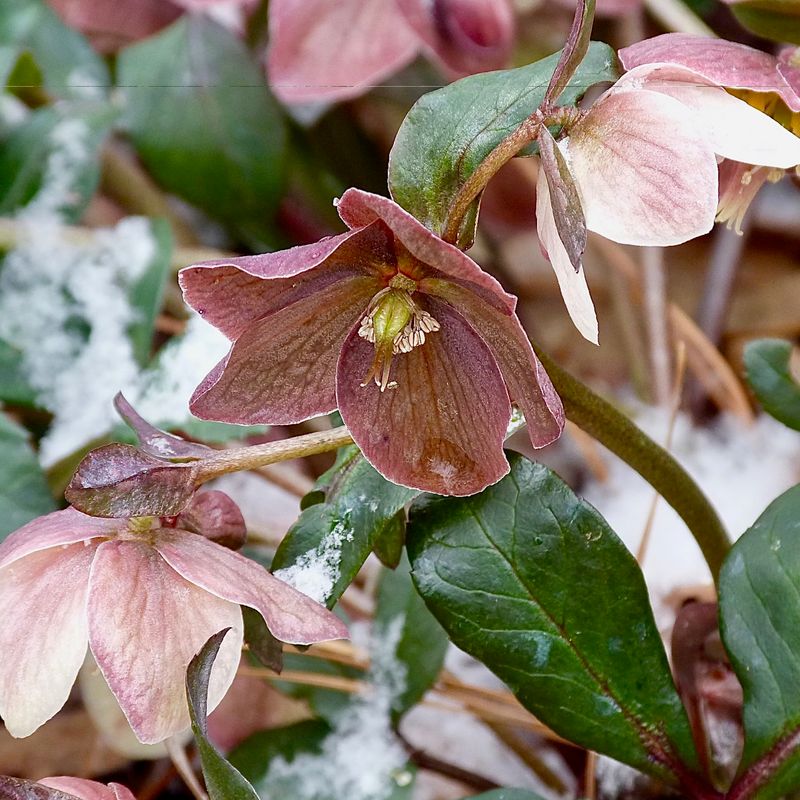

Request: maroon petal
left=266, top=0, right=419, bottom=104
left=425, top=280, right=564, bottom=447
left=336, top=188, right=517, bottom=313
left=179, top=224, right=391, bottom=340
left=175, top=490, right=247, bottom=550
left=191, top=275, right=378, bottom=425
left=336, top=297, right=510, bottom=496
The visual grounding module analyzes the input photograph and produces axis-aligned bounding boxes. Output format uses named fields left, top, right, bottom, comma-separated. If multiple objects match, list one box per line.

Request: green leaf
left=719, top=484, right=800, bottom=800
left=0, top=413, right=55, bottom=541
left=464, top=792, right=547, bottom=800
left=375, top=557, right=449, bottom=718
left=388, top=42, right=618, bottom=247
left=0, top=0, right=109, bottom=97
left=272, top=446, right=418, bottom=607
left=118, top=16, right=287, bottom=240
left=0, top=338, right=37, bottom=406
left=744, top=338, right=800, bottom=432
left=243, top=605, right=284, bottom=673
left=727, top=0, right=800, bottom=44
left=406, top=453, right=699, bottom=784
left=187, top=630, right=260, bottom=800
left=0, top=102, right=115, bottom=221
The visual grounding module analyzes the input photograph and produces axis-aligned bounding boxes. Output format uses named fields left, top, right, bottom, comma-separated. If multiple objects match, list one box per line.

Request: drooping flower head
left=0, top=497, right=346, bottom=744
left=180, top=189, right=564, bottom=496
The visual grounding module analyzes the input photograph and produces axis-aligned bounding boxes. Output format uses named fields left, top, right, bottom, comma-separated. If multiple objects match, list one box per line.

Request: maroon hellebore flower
left=180, top=189, right=564, bottom=496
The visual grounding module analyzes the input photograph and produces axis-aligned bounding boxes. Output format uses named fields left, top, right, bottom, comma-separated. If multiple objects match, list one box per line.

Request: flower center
left=357, top=276, right=441, bottom=392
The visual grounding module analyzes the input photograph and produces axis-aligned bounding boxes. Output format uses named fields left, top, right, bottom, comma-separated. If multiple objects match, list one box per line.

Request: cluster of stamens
left=358, top=308, right=440, bottom=355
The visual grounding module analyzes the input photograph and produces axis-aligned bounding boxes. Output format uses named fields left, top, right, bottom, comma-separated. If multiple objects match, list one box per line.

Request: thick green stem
left=535, top=346, right=731, bottom=582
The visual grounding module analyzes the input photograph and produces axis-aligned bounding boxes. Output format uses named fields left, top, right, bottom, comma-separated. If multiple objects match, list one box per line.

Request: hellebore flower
left=35, top=776, right=135, bottom=800
left=267, top=0, right=513, bottom=104
left=535, top=39, right=800, bottom=342
left=618, top=33, right=800, bottom=232
left=180, top=188, right=564, bottom=496
left=0, top=502, right=347, bottom=743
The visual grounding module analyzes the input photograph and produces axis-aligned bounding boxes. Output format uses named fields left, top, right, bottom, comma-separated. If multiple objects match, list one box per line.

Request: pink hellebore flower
left=180, top=188, right=564, bottom=496
left=37, top=777, right=136, bottom=800
left=537, top=37, right=800, bottom=343
left=619, top=33, right=800, bottom=233
left=267, top=0, right=514, bottom=104
left=0, top=505, right=346, bottom=744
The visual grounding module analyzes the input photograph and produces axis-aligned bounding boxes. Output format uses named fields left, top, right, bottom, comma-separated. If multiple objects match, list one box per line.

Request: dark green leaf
left=0, top=413, right=55, bottom=541
left=0, top=103, right=115, bottom=221
left=0, top=776, right=81, bottom=800
left=0, top=45, right=21, bottom=87
left=243, top=605, right=284, bottom=673
left=0, top=338, right=37, bottom=406
left=118, top=16, right=286, bottom=238
left=187, top=630, right=260, bottom=800
left=744, top=338, right=800, bottom=431
left=375, top=557, right=448, bottom=718
left=0, top=0, right=109, bottom=97
left=728, top=0, right=800, bottom=44
left=720, top=484, right=800, bottom=800
left=372, top=509, right=406, bottom=569
left=464, top=792, right=547, bottom=800
left=272, top=446, right=417, bottom=607
left=407, top=453, right=698, bottom=784
left=388, top=42, right=618, bottom=248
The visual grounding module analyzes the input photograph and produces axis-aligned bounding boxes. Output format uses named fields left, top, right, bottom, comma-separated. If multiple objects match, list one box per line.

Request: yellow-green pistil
left=358, top=273, right=440, bottom=391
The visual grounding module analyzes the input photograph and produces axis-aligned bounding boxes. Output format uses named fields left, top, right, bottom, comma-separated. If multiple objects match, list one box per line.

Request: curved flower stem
left=194, top=427, right=354, bottom=484
left=534, top=345, right=732, bottom=582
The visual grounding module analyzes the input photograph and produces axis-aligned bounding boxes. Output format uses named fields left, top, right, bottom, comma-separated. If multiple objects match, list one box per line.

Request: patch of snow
left=273, top=518, right=355, bottom=605
left=582, top=408, right=800, bottom=625
left=596, top=757, right=644, bottom=799
left=258, top=618, right=410, bottom=800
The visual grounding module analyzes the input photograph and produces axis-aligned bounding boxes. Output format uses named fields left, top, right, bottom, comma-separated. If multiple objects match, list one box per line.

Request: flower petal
left=190, top=274, right=378, bottom=424
left=0, top=544, right=95, bottom=737
left=336, top=188, right=517, bottom=314
left=87, top=540, right=243, bottom=744
left=535, top=162, right=598, bottom=344
left=266, top=0, right=419, bottom=103
left=180, top=225, right=391, bottom=340
left=614, top=63, right=800, bottom=169
left=619, top=33, right=800, bottom=112
left=422, top=279, right=565, bottom=445
left=154, top=530, right=348, bottom=644
left=336, top=296, right=511, bottom=495
left=0, top=507, right=116, bottom=570
left=40, top=777, right=135, bottom=800
left=567, top=88, right=718, bottom=246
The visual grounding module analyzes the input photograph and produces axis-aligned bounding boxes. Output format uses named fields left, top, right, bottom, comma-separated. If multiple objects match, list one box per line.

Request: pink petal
left=154, top=530, right=348, bottom=644
left=0, top=507, right=117, bottom=570
left=0, top=544, right=95, bottom=737
left=567, top=89, right=718, bottom=246
left=179, top=226, right=389, bottom=340
left=619, top=33, right=800, bottom=112
left=614, top=63, right=800, bottom=169
left=338, top=189, right=517, bottom=312
left=190, top=274, right=378, bottom=424
left=395, top=0, right=513, bottom=74
left=176, top=490, right=247, bottom=550
left=266, top=0, right=419, bottom=104
left=422, top=280, right=565, bottom=446
left=336, top=296, right=511, bottom=495
left=535, top=164, right=598, bottom=344
left=87, top=540, right=243, bottom=744
left=40, top=778, right=135, bottom=800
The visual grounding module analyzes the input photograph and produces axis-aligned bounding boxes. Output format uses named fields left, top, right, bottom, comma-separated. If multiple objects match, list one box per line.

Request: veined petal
left=0, top=544, right=95, bottom=737
left=567, top=88, right=718, bottom=246
left=154, top=531, right=348, bottom=644
left=0, top=507, right=118, bottom=569
left=87, top=540, right=243, bottom=744
left=266, top=0, right=419, bottom=103
left=190, top=274, right=378, bottom=425
left=620, top=33, right=800, bottom=112
left=336, top=297, right=511, bottom=495
left=180, top=224, right=391, bottom=340
left=423, top=279, right=565, bottom=445
left=535, top=163, right=598, bottom=344
left=614, top=63, right=800, bottom=169
left=40, top=778, right=136, bottom=800
left=337, top=189, right=517, bottom=314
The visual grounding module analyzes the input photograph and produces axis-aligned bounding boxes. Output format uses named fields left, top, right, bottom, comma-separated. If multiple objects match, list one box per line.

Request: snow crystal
left=273, top=519, right=355, bottom=605
left=582, top=408, right=800, bottom=624
left=259, top=618, right=410, bottom=800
